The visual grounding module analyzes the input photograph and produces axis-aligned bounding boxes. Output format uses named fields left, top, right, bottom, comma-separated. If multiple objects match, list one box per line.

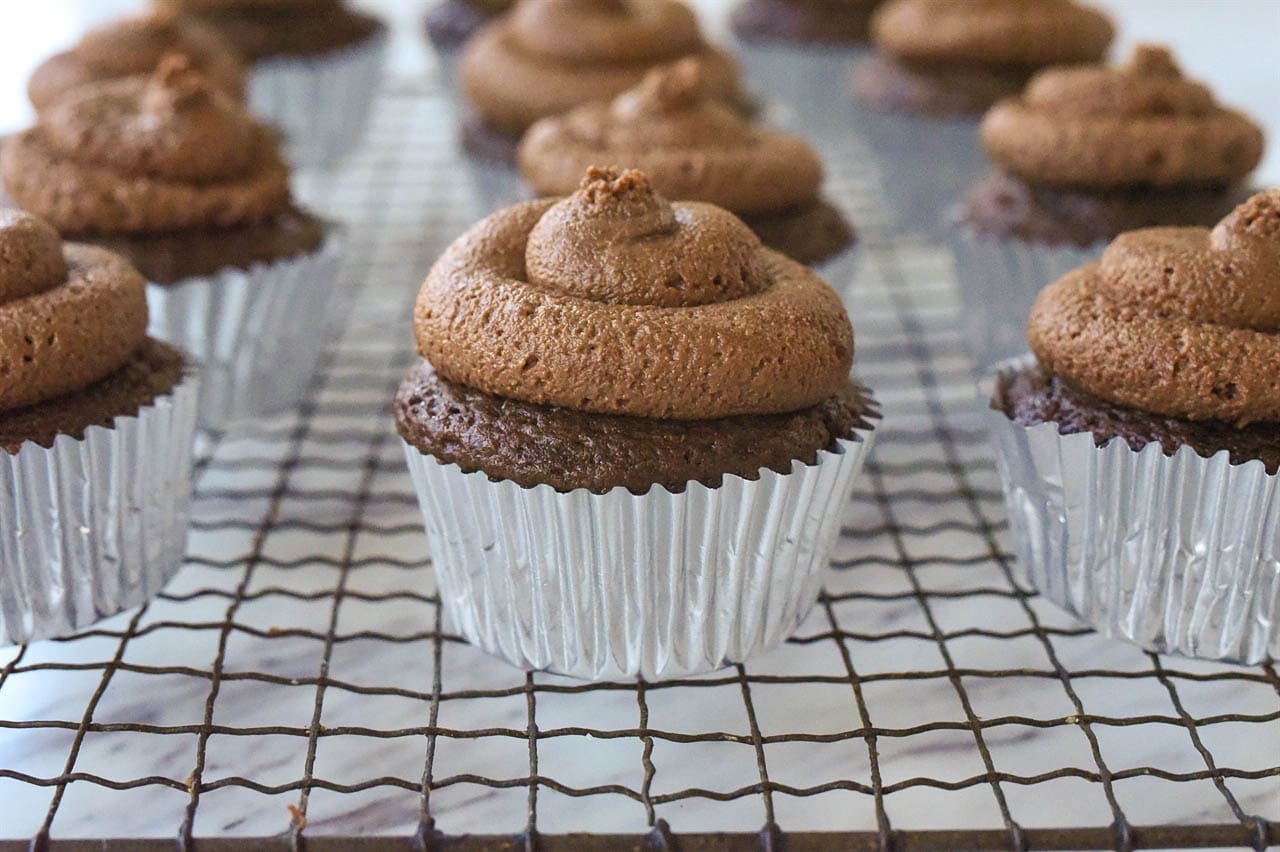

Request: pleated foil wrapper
left=732, top=44, right=869, bottom=142
left=403, top=427, right=877, bottom=681
left=986, top=356, right=1280, bottom=664
left=0, top=364, right=200, bottom=646
left=146, top=230, right=345, bottom=430
left=851, top=106, right=986, bottom=238
left=949, top=225, right=1105, bottom=371
left=248, top=27, right=389, bottom=168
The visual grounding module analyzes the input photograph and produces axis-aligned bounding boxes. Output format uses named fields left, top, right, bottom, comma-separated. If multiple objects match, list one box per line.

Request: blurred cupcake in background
left=986, top=189, right=1280, bottom=664
left=2, top=58, right=344, bottom=430
left=0, top=211, right=200, bottom=645
left=155, top=0, right=387, bottom=166
left=397, top=166, right=877, bottom=679
left=519, top=60, right=856, bottom=291
left=457, top=0, right=746, bottom=210
left=424, top=0, right=513, bottom=89
left=851, top=0, right=1113, bottom=236
left=952, top=45, right=1265, bottom=369
left=729, top=0, right=883, bottom=138
left=27, top=11, right=246, bottom=111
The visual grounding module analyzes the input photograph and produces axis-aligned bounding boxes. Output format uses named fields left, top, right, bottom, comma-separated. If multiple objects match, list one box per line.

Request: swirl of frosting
left=872, top=0, right=1113, bottom=67
left=981, top=46, right=1265, bottom=189
left=27, top=13, right=246, bottom=112
left=2, top=57, right=291, bottom=234
left=414, top=168, right=853, bottom=420
left=0, top=211, right=148, bottom=412
left=459, top=0, right=743, bottom=134
left=1029, top=189, right=1280, bottom=426
left=518, top=60, right=823, bottom=215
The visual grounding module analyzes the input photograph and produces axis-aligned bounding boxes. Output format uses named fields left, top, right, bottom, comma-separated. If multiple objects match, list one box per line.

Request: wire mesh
left=0, top=82, right=1277, bottom=850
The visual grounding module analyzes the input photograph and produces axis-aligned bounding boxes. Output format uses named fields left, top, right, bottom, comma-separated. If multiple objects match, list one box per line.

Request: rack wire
left=0, top=82, right=1277, bottom=850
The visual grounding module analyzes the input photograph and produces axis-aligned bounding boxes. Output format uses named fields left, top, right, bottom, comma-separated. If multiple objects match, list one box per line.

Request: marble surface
left=0, top=74, right=1277, bottom=848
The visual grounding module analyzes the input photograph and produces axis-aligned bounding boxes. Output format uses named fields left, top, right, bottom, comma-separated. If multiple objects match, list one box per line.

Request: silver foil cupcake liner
left=146, top=230, right=345, bottom=430
left=949, top=225, right=1106, bottom=371
left=851, top=107, right=986, bottom=238
left=986, top=356, right=1280, bottom=664
left=248, top=27, right=389, bottom=168
left=732, top=44, right=868, bottom=142
left=403, top=427, right=876, bottom=681
left=0, top=363, right=200, bottom=646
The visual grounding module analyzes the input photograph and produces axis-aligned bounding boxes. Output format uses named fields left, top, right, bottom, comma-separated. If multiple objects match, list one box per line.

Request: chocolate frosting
left=518, top=60, right=823, bottom=216
left=459, top=0, right=744, bottom=134
left=0, top=211, right=148, bottom=413
left=1029, top=189, right=1280, bottom=426
left=414, top=167, right=854, bottom=420
left=28, top=13, right=247, bottom=111
left=982, top=46, right=1265, bottom=189
left=3, top=57, right=291, bottom=234
left=153, top=0, right=383, bottom=61
left=871, top=0, right=1112, bottom=67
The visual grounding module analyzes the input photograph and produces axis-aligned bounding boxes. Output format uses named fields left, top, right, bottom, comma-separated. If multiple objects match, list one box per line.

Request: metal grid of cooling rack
left=0, top=82, right=1277, bottom=850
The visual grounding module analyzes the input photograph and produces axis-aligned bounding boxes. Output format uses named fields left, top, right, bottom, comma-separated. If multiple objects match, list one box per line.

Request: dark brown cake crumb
left=0, top=338, right=188, bottom=453
left=997, top=365, right=1280, bottom=474
left=741, top=198, right=855, bottom=264
left=396, top=360, right=878, bottom=494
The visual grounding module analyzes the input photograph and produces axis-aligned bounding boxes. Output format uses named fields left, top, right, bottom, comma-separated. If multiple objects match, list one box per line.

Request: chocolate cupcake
left=952, top=46, right=1266, bottom=368
left=987, top=189, right=1280, bottom=663
left=850, top=0, right=1113, bottom=235
left=0, top=211, right=199, bottom=645
left=424, top=0, right=513, bottom=90
left=518, top=60, right=855, bottom=280
left=457, top=0, right=745, bottom=166
left=397, top=167, right=877, bottom=679
left=155, top=0, right=387, bottom=165
left=28, top=11, right=246, bottom=112
left=729, top=0, right=883, bottom=138
left=2, top=58, right=344, bottom=429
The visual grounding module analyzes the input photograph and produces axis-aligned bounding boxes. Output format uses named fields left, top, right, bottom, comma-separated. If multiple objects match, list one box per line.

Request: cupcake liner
left=986, top=355, right=1280, bottom=664
left=732, top=43, right=868, bottom=142
left=247, top=27, right=389, bottom=168
left=145, top=230, right=345, bottom=430
left=0, top=363, right=200, bottom=646
left=949, top=225, right=1106, bottom=371
left=851, top=106, right=986, bottom=238
left=403, top=426, right=876, bottom=681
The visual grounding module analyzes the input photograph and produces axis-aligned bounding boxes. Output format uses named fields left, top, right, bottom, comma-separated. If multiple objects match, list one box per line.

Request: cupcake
left=729, top=0, right=883, bottom=138
left=952, top=45, right=1265, bottom=368
left=397, top=167, right=877, bottom=680
left=0, top=211, right=200, bottom=645
left=424, top=0, right=513, bottom=90
left=851, top=0, right=1113, bottom=236
left=987, top=189, right=1280, bottom=664
left=27, top=11, right=246, bottom=112
left=518, top=60, right=855, bottom=283
left=155, top=0, right=388, bottom=165
left=456, top=0, right=746, bottom=209
left=2, top=58, right=344, bottom=430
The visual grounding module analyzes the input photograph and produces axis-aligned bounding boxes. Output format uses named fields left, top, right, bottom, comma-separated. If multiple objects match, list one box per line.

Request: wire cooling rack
left=0, top=81, right=1277, bottom=851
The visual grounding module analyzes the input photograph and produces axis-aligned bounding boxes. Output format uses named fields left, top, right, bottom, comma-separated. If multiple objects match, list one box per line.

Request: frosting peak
left=981, top=45, right=1265, bottom=188
left=1029, top=190, right=1280, bottom=426
left=525, top=167, right=768, bottom=307
left=414, top=168, right=853, bottom=420
left=613, top=57, right=706, bottom=116
left=0, top=212, right=148, bottom=413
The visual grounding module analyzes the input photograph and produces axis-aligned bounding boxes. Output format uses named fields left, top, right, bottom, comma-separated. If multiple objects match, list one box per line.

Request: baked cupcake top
left=1029, top=189, right=1280, bottom=427
left=459, top=0, right=744, bottom=135
left=2, top=57, right=292, bottom=235
left=153, top=0, right=382, bottom=60
left=982, top=45, right=1265, bottom=189
left=0, top=211, right=148, bottom=414
left=518, top=60, right=823, bottom=216
left=27, top=12, right=246, bottom=111
left=414, top=167, right=853, bottom=420
left=871, top=0, right=1113, bottom=68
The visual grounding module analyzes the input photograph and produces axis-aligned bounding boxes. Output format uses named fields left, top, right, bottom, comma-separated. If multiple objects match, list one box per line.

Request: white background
left=0, top=0, right=1277, bottom=183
